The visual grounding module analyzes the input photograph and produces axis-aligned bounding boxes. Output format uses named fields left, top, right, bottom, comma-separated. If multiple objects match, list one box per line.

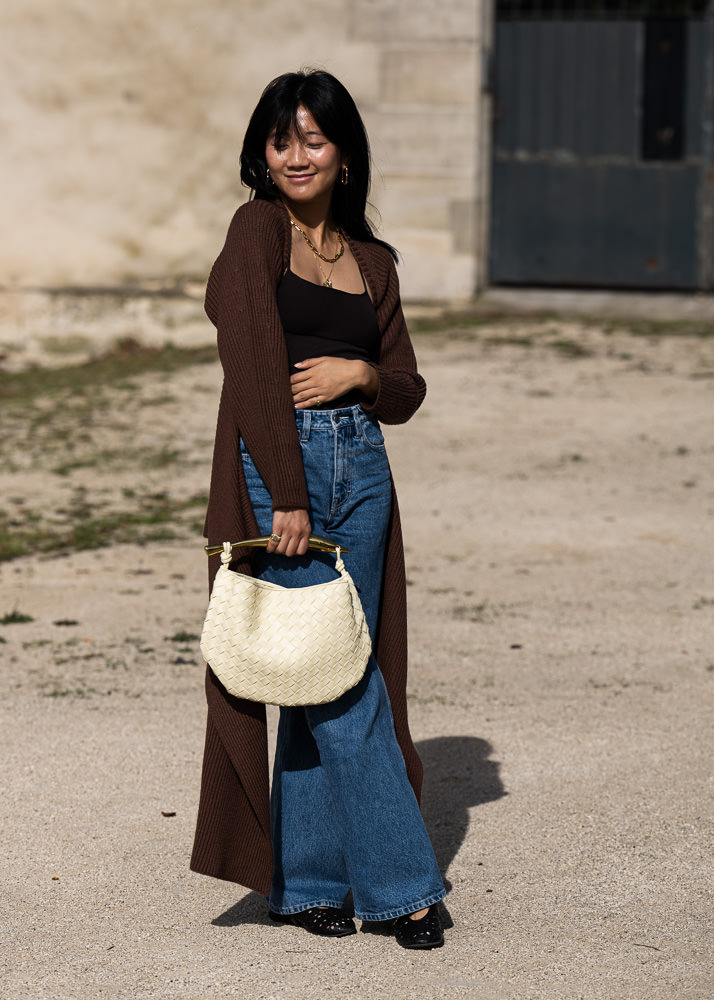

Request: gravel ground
left=1, top=317, right=713, bottom=999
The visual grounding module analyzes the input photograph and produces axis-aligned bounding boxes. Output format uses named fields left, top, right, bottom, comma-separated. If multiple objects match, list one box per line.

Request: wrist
left=357, top=361, right=379, bottom=401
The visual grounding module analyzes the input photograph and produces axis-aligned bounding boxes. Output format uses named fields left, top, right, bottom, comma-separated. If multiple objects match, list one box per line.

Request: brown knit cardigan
left=190, top=198, right=427, bottom=894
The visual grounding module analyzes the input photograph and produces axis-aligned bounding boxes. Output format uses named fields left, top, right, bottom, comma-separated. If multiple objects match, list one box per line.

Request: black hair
left=240, top=69, right=398, bottom=261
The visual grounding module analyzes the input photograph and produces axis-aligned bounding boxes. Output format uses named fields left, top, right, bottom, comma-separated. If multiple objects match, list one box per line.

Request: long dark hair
left=240, top=70, right=398, bottom=261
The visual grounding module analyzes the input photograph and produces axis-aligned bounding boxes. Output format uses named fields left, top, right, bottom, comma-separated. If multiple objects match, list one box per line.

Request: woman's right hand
left=267, top=508, right=312, bottom=556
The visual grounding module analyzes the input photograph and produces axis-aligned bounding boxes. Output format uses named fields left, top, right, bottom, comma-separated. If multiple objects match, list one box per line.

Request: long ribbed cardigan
left=190, top=198, right=427, bottom=894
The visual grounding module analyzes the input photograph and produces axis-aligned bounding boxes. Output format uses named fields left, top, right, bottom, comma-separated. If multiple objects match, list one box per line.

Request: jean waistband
left=295, top=404, right=374, bottom=440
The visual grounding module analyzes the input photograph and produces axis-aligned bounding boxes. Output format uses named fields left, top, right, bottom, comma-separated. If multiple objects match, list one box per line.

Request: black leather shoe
left=269, top=907, right=356, bottom=938
left=393, top=904, right=444, bottom=949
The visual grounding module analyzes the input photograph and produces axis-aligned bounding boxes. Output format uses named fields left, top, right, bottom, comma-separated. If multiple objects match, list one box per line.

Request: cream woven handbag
left=200, top=537, right=372, bottom=706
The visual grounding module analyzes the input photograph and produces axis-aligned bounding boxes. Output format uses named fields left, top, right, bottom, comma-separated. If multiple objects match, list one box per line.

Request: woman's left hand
left=291, top=357, right=378, bottom=408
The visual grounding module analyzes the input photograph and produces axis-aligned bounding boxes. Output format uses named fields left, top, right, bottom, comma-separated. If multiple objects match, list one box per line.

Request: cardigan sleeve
left=360, top=250, right=426, bottom=425
left=209, top=201, right=310, bottom=512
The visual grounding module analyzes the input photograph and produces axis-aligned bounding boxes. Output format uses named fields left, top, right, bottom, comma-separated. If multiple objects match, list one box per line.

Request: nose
left=286, top=141, right=309, bottom=169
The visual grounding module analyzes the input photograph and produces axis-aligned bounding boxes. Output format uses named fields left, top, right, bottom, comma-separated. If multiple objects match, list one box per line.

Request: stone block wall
left=1, top=0, right=490, bottom=301
left=349, top=0, right=491, bottom=299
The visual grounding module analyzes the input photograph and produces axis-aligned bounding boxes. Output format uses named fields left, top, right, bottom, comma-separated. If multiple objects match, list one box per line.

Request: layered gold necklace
left=290, top=219, right=344, bottom=288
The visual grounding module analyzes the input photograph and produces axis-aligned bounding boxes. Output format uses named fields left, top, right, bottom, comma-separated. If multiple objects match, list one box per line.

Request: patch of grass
left=39, top=334, right=93, bottom=355
left=409, top=311, right=513, bottom=334
left=407, top=691, right=454, bottom=707
left=1, top=609, right=34, bottom=625
left=52, top=446, right=192, bottom=477
left=623, top=319, right=714, bottom=339
left=0, top=490, right=206, bottom=562
left=142, top=449, right=182, bottom=470
left=549, top=338, right=592, bottom=358
left=485, top=335, right=535, bottom=348
left=40, top=684, right=95, bottom=699
left=51, top=447, right=136, bottom=477
left=166, top=631, right=199, bottom=643
left=0, top=341, right=217, bottom=403
left=452, top=601, right=491, bottom=624
left=693, top=597, right=714, bottom=610
left=406, top=309, right=714, bottom=342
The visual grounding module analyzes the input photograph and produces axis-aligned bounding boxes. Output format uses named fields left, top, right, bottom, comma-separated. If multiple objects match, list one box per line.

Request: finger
left=290, top=379, right=317, bottom=396
left=295, top=393, right=328, bottom=409
left=293, top=357, right=325, bottom=370
left=292, top=384, right=318, bottom=400
left=283, top=537, right=297, bottom=558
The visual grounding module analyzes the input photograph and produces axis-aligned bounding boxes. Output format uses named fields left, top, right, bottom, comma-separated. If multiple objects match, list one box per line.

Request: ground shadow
left=416, top=735, right=505, bottom=879
left=212, top=890, right=270, bottom=927
left=213, top=734, right=505, bottom=928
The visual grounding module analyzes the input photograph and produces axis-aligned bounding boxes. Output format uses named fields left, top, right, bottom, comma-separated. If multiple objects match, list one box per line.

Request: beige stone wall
left=1, top=0, right=487, bottom=300
left=350, top=1, right=490, bottom=299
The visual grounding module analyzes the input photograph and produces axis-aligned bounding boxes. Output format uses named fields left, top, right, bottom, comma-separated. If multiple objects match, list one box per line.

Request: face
left=265, top=106, right=345, bottom=208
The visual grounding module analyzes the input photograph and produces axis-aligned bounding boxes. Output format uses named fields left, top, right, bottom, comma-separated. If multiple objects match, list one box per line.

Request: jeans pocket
left=359, top=416, right=386, bottom=452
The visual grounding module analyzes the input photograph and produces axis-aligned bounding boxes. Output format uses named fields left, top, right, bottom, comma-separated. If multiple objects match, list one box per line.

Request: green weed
left=0, top=342, right=217, bottom=403
left=166, top=631, right=199, bottom=643
left=1, top=609, right=34, bottom=625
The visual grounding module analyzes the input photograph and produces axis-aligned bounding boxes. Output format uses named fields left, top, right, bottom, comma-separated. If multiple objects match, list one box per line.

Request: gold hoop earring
left=341, top=165, right=349, bottom=186
left=266, top=168, right=274, bottom=185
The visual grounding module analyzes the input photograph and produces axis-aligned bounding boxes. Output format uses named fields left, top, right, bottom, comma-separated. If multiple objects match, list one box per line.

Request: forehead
left=269, top=105, right=327, bottom=141
left=294, top=107, right=322, bottom=134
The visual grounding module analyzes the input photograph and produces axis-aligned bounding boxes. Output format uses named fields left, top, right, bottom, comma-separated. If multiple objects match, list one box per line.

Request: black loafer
left=393, top=904, right=444, bottom=949
left=269, top=907, right=356, bottom=938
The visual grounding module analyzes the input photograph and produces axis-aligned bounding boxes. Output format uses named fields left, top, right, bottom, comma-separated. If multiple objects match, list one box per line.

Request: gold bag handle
left=204, top=535, right=349, bottom=558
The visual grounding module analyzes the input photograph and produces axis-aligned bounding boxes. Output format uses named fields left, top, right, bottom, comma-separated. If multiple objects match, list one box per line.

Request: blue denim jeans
left=240, top=406, right=445, bottom=921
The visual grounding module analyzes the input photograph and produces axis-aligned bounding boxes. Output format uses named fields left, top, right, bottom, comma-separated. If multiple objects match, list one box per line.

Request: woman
left=191, top=70, right=446, bottom=950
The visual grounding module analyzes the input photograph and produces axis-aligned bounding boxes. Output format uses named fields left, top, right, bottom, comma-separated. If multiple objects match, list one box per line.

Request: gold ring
left=315, top=396, right=321, bottom=405
left=269, top=533, right=281, bottom=542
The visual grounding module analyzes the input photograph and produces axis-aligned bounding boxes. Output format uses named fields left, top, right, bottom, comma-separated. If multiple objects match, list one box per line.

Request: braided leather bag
left=200, top=538, right=372, bottom=706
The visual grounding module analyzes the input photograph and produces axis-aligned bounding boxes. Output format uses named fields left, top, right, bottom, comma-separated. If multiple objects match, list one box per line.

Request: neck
left=281, top=198, right=336, bottom=243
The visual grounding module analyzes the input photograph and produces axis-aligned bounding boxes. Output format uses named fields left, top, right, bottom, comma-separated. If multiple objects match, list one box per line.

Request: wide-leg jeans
left=240, top=406, right=445, bottom=921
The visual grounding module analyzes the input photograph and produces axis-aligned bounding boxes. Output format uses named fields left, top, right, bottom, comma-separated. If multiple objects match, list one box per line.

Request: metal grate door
left=490, top=1, right=714, bottom=289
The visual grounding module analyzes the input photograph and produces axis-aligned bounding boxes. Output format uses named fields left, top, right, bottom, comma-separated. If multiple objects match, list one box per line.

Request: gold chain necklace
left=290, top=219, right=345, bottom=264
left=316, top=260, right=336, bottom=288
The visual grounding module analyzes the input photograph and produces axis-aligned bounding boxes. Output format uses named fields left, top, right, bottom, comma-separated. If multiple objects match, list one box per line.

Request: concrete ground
left=1, top=307, right=713, bottom=999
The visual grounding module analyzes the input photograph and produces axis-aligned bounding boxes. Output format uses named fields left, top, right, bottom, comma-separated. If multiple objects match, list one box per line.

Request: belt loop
left=300, top=410, right=311, bottom=441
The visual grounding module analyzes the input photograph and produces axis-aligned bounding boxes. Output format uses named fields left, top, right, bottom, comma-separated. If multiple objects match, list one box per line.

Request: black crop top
left=277, top=268, right=381, bottom=408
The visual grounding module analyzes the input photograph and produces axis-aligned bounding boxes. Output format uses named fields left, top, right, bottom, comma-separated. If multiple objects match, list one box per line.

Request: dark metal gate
left=489, top=1, right=714, bottom=289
